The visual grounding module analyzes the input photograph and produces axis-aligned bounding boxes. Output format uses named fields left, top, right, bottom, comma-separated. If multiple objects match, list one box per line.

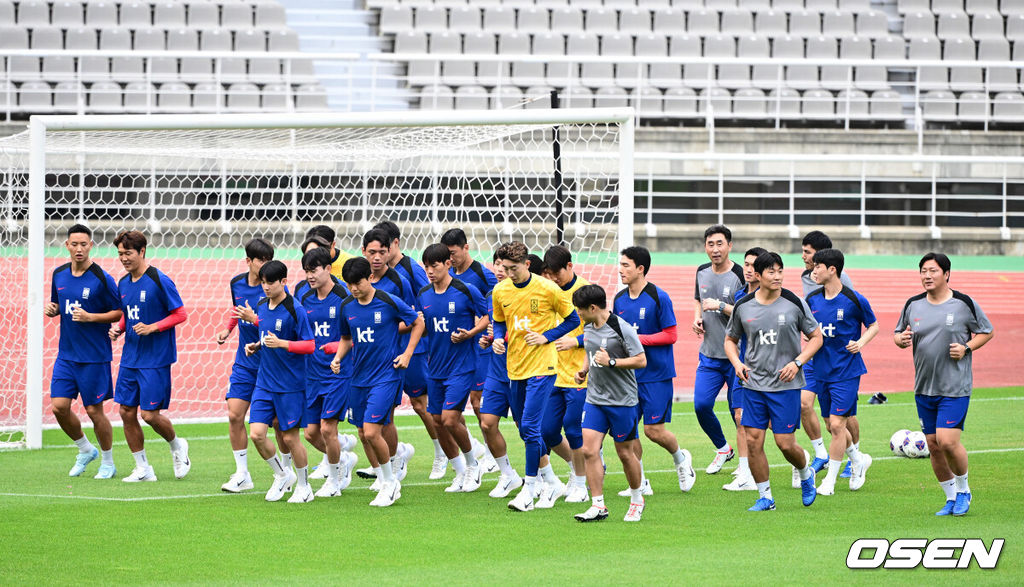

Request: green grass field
left=1, top=388, right=1020, bottom=585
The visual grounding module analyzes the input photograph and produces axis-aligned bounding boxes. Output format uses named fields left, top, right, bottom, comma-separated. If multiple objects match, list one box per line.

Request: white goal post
left=1, top=108, right=635, bottom=449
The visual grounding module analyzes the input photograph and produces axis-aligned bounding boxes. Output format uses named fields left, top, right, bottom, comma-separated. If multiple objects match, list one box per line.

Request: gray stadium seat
left=517, top=6, right=549, bottom=32
left=560, top=85, right=591, bottom=108
left=652, top=7, right=685, bottom=34
left=967, top=0, right=1000, bottom=12
left=755, top=10, right=786, bottom=36
left=454, top=84, right=489, bottom=109
left=992, top=91, right=1024, bottom=123
left=909, top=36, right=948, bottom=90
left=738, top=0, right=771, bottom=10
left=922, top=90, right=957, bottom=121
left=697, top=87, right=732, bottom=116
left=634, top=85, right=664, bottom=116
left=902, top=12, right=935, bottom=39
left=84, top=0, right=116, bottom=27
left=957, top=90, right=988, bottom=122
left=772, top=0, right=803, bottom=10
left=88, top=80, right=122, bottom=112
left=295, top=83, right=327, bottom=112
left=414, top=5, right=446, bottom=31
left=706, top=0, right=737, bottom=10
left=434, top=33, right=472, bottom=86
left=620, top=8, right=653, bottom=34
left=221, top=2, right=253, bottom=29
left=811, top=36, right=844, bottom=91
left=687, top=9, right=719, bottom=36
left=123, top=81, right=155, bottom=113
left=639, top=34, right=675, bottom=87
left=420, top=83, right=454, bottom=109
left=721, top=9, right=754, bottom=36
left=192, top=81, right=222, bottom=112
left=463, top=32, right=500, bottom=85
left=155, top=2, right=186, bottom=28
left=18, top=81, right=51, bottom=113
left=836, top=89, right=870, bottom=121
left=767, top=87, right=801, bottom=119
left=482, top=6, right=514, bottom=33
left=157, top=81, right=190, bottom=112
left=571, top=33, right=607, bottom=88
left=227, top=81, right=260, bottom=111
left=978, top=38, right=1017, bottom=91
left=103, top=28, right=139, bottom=82
left=1003, top=0, right=1024, bottom=15
left=188, top=2, right=219, bottom=29
left=449, top=5, right=481, bottom=33
left=971, top=13, right=1004, bottom=40
left=3, top=26, right=32, bottom=82
left=739, top=35, right=773, bottom=89
left=681, top=35, right=714, bottom=88
left=585, top=7, right=618, bottom=33
left=822, top=11, right=856, bottom=39
left=780, top=36, right=821, bottom=90
left=397, top=31, right=434, bottom=85
left=166, top=28, right=200, bottom=82
left=936, top=12, right=969, bottom=41
left=1009, top=14, right=1024, bottom=42
left=594, top=85, right=629, bottom=108
left=838, top=0, right=870, bottom=10
left=52, top=81, right=83, bottom=112
left=850, top=36, right=889, bottom=90
left=551, top=7, right=584, bottom=32
left=380, top=4, right=413, bottom=33
left=52, top=1, right=84, bottom=27
left=805, top=0, right=837, bottom=10
left=260, top=82, right=291, bottom=111
left=708, top=34, right=749, bottom=89
left=869, top=89, right=903, bottom=121
left=802, top=89, right=835, bottom=120
left=503, top=32, right=542, bottom=87
left=523, top=85, right=553, bottom=109
left=663, top=86, right=698, bottom=117
left=733, top=87, right=766, bottom=117
left=203, top=29, right=246, bottom=82
left=855, top=11, right=888, bottom=38
left=0, top=0, right=12, bottom=24
left=638, top=0, right=672, bottom=7
left=490, top=84, right=524, bottom=109
left=789, top=11, right=821, bottom=38
left=931, top=0, right=965, bottom=14
left=255, top=2, right=286, bottom=30
left=873, top=35, right=906, bottom=61
left=36, top=27, right=75, bottom=83
left=17, top=0, right=50, bottom=26
left=945, top=37, right=981, bottom=92
left=898, top=0, right=930, bottom=12
left=604, top=34, right=639, bottom=88
left=119, top=1, right=151, bottom=27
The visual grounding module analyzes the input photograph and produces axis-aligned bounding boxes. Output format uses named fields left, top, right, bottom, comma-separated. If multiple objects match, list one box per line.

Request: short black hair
left=704, top=224, right=732, bottom=243
left=342, top=257, right=372, bottom=284
left=802, top=230, right=832, bottom=252
left=543, top=245, right=573, bottom=272
left=301, top=235, right=331, bottom=254
left=620, top=245, right=651, bottom=275
left=753, top=251, right=783, bottom=275
left=572, top=283, right=607, bottom=309
left=362, top=228, right=391, bottom=250
left=245, top=237, right=274, bottom=261
left=919, top=252, right=951, bottom=274
left=527, top=253, right=546, bottom=275
left=306, top=225, right=335, bottom=244
left=373, top=220, right=400, bottom=243
left=812, top=248, right=844, bottom=277
left=421, top=243, right=452, bottom=266
left=258, top=260, right=288, bottom=282
left=67, top=224, right=91, bottom=239
left=440, top=228, right=467, bottom=248
left=744, top=246, right=767, bottom=259
left=301, top=246, right=333, bottom=271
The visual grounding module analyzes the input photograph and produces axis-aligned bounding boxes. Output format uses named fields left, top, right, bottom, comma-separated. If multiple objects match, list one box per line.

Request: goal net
left=0, top=109, right=634, bottom=448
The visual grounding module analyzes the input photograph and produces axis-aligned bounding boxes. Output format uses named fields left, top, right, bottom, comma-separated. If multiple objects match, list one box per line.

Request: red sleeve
left=287, top=340, right=316, bottom=354
left=118, top=314, right=125, bottom=331
left=155, top=306, right=188, bottom=332
left=322, top=341, right=339, bottom=355
left=223, top=309, right=238, bottom=332
left=639, top=325, right=677, bottom=346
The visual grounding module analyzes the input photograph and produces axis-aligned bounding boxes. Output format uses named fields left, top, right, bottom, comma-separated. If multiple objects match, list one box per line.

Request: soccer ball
left=907, top=431, right=929, bottom=458
left=890, top=429, right=913, bottom=456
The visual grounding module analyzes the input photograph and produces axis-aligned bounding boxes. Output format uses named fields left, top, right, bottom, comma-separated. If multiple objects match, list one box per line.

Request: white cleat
left=370, top=476, right=383, bottom=492
left=266, top=469, right=297, bottom=502
left=429, top=456, right=449, bottom=480
left=722, top=475, right=757, bottom=491
left=370, top=480, right=401, bottom=507
left=339, top=433, right=357, bottom=453
left=705, top=446, right=734, bottom=474
left=489, top=472, right=524, bottom=498
left=817, top=481, right=836, bottom=496
left=461, top=464, right=482, bottom=492
left=310, top=454, right=330, bottom=480
left=618, top=478, right=653, bottom=497
left=534, top=478, right=566, bottom=509
left=445, top=471, right=467, bottom=493
left=793, top=449, right=809, bottom=489
left=471, top=436, right=486, bottom=460
left=221, top=471, right=254, bottom=493
left=563, top=481, right=590, bottom=503
left=287, top=484, right=315, bottom=503
left=355, top=466, right=377, bottom=480
left=849, top=453, right=872, bottom=491
left=479, top=453, right=499, bottom=475
left=393, top=453, right=408, bottom=483
left=315, top=478, right=343, bottom=498
left=507, top=485, right=536, bottom=512
left=171, top=438, right=191, bottom=479
left=677, top=449, right=696, bottom=492
left=338, top=453, right=358, bottom=492
left=624, top=501, right=645, bottom=522
left=400, top=442, right=415, bottom=460
left=122, top=465, right=157, bottom=483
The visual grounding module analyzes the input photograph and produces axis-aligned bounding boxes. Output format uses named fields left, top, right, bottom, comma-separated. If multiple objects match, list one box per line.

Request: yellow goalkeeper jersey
left=330, top=250, right=355, bottom=281
left=492, top=274, right=575, bottom=380
left=555, top=274, right=589, bottom=388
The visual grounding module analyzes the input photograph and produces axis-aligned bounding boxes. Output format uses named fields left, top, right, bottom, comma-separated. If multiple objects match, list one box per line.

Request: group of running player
left=47, top=221, right=993, bottom=520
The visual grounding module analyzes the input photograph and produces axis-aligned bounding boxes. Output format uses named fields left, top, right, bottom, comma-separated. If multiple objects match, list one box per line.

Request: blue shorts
left=817, top=376, right=860, bottom=418
left=320, top=375, right=349, bottom=421
left=427, top=371, right=474, bottom=415
left=728, top=375, right=744, bottom=411
left=226, top=363, right=257, bottom=402
left=401, top=354, right=428, bottom=401
left=250, top=387, right=306, bottom=431
left=916, top=395, right=970, bottom=435
left=741, top=388, right=802, bottom=434
left=115, top=366, right=171, bottom=411
left=637, top=379, right=674, bottom=425
left=480, top=377, right=511, bottom=418
left=802, top=360, right=817, bottom=393
left=581, top=402, right=640, bottom=443
left=50, top=359, right=113, bottom=407
left=471, top=352, right=489, bottom=392
left=350, top=380, right=402, bottom=428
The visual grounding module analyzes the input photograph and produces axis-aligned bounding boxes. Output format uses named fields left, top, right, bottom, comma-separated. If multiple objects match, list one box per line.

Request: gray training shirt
left=695, top=261, right=745, bottom=359
left=895, top=291, right=993, bottom=397
left=727, top=289, right=820, bottom=392
left=583, top=315, right=645, bottom=407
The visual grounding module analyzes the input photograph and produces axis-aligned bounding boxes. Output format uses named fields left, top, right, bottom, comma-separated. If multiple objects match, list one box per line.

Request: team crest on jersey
left=722, top=286, right=731, bottom=296
left=374, top=311, right=382, bottom=324
left=81, top=287, right=90, bottom=300
left=274, top=319, right=282, bottom=331
left=329, top=306, right=336, bottom=319
left=530, top=299, right=539, bottom=313
left=449, top=301, right=456, bottom=314
left=639, top=307, right=647, bottom=320
left=778, top=313, right=786, bottom=324
left=946, top=313, right=955, bottom=326
left=139, top=290, right=147, bottom=303
left=837, top=309, right=844, bottom=321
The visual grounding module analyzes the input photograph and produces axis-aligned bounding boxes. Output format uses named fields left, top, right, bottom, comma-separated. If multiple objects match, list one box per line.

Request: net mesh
left=0, top=118, right=625, bottom=447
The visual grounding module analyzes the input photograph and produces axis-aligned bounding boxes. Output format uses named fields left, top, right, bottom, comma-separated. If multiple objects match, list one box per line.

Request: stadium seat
left=780, top=36, right=821, bottom=90
left=641, top=34, right=678, bottom=87
left=449, top=6, right=481, bottom=33
left=123, top=81, right=155, bottom=113
left=420, top=83, right=454, bottom=109
left=738, top=0, right=771, bottom=10
left=537, top=31, right=571, bottom=85
left=936, top=12, right=969, bottom=41
left=971, top=13, right=1004, bottom=40
left=227, top=81, right=260, bottom=111
left=737, top=34, right=772, bottom=89
left=909, top=36, right=948, bottom=90
left=66, top=26, right=106, bottom=82
left=706, top=0, right=738, bottom=10
left=0, top=0, right=12, bottom=25
left=663, top=86, right=698, bottom=117
left=192, top=81, right=223, bottom=112
left=811, top=36, right=844, bottom=91
left=585, top=7, right=618, bottom=33
left=17, top=0, right=50, bottom=26
left=35, top=27, right=74, bottom=83
left=490, top=84, right=524, bottom=109
left=697, top=87, right=732, bottom=116
left=604, top=34, right=639, bottom=88
left=902, top=12, right=936, bottom=40
left=157, top=81, right=190, bottom=112
left=839, top=0, right=870, bottom=10
left=429, top=30, right=464, bottom=86
left=767, top=87, right=801, bottom=119
left=922, top=90, right=957, bottom=121
left=188, top=2, right=219, bottom=29
left=855, top=11, right=889, bottom=38
left=551, top=7, right=584, bottom=32
left=634, top=85, right=664, bottom=116
left=652, top=8, right=685, bottom=34
left=463, top=31, right=500, bottom=85
left=220, top=2, right=253, bottom=29
left=992, top=91, right=1024, bottom=123
left=620, top=8, right=653, bottom=34
left=681, top=36, right=714, bottom=88
left=569, top=33, right=605, bottom=87
left=517, top=6, right=550, bottom=32
left=638, top=0, right=672, bottom=7
left=202, top=28, right=246, bottom=83
left=931, top=0, right=965, bottom=14
left=51, top=1, right=84, bottom=27
left=733, top=87, right=766, bottom=117
left=852, top=36, right=889, bottom=90
left=869, top=89, right=904, bottom=121
left=772, top=0, right=803, bottom=10
left=17, top=81, right=51, bottom=113
left=957, top=90, right=988, bottom=122
left=805, top=0, right=837, bottom=10
left=1008, top=14, right=1024, bottom=42
left=504, top=32, right=544, bottom=87
left=52, top=81, right=83, bottom=112
left=397, top=31, right=434, bottom=85
left=88, top=80, right=122, bottom=112
left=103, top=28, right=140, bottom=82
left=721, top=9, right=754, bottom=36
left=523, top=85, right=553, bottom=109
left=295, top=83, right=328, bottom=111
left=165, top=28, right=200, bottom=82
left=708, top=34, right=749, bottom=90
left=755, top=10, right=787, bottom=36
left=874, top=35, right=906, bottom=61
left=482, top=6, right=514, bottom=33
left=119, top=1, right=151, bottom=28
left=978, top=38, right=1018, bottom=91
left=945, top=37, right=982, bottom=92
left=967, top=0, right=1000, bottom=12
left=380, top=5, right=414, bottom=33
left=789, top=11, right=821, bottom=37
left=454, top=84, right=488, bottom=109
left=594, top=85, right=629, bottom=108
left=83, top=0, right=115, bottom=27
left=823, top=11, right=856, bottom=39
left=562, top=85, right=593, bottom=108
left=836, top=88, right=870, bottom=121
left=687, top=9, right=719, bottom=36
left=1003, top=0, right=1024, bottom=15
left=897, top=0, right=930, bottom=12
left=254, top=2, right=286, bottom=30
left=414, top=5, right=446, bottom=32
left=2, top=26, right=31, bottom=82
left=155, top=2, right=186, bottom=28
left=802, top=89, right=835, bottom=120
left=259, top=82, right=289, bottom=111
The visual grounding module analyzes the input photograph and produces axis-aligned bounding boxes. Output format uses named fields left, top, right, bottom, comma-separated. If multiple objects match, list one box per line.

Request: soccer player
left=725, top=252, right=822, bottom=511
left=331, top=257, right=425, bottom=507
left=306, top=224, right=355, bottom=283
left=613, top=246, right=696, bottom=495
left=806, top=248, right=879, bottom=496
left=215, top=237, right=275, bottom=492
left=571, top=285, right=648, bottom=523
left=45, top=224, right=121, bottom=479
left=108, top=230, right=190, bottom=482
left=419, top=243, right=490, bottom=493
left=243, top=260, right=317, bottom=503
left=894, top=253, right=993, bottom=516
left=293, top=234, right=331, bottom=300
left=693, top=225, right=745, bottom=473
left=491, top=241, right=581, bottom=512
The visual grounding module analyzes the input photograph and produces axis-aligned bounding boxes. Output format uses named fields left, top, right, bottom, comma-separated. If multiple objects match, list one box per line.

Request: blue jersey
left=805, top=285, right=877, bottom=383
left=613, top=282, right=677, bottom=383
left=118, top=266, right=184, bottom=368
left=255, top=294, right=313, bottom=393
left=230, top=272, right=264, bottom=371
left=373, top=267, right=422, bottom=354
left=452, top=260, right=498, bottom=355
left=51, top=262, right=120, bottom=363
left=485, top=291, right=509, bottom=382
left=301, top=283, right=352, bottom=380
left=418, top=278, right=487, bottom=378
left=393, top=257, right=429, bottom=355
left=339, top=289, right=419, bottom=385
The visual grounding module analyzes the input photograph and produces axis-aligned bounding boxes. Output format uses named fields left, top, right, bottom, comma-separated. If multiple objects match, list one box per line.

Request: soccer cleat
left=265, top=469, right=297, bottom=502
left=471, top=436, right=486, bottom=460
left=356, top=466, right=377, bottom=479
left=534, top=478, right=566, bottom=509
left=339, top=433, right=358, bottom=453
left=564, top=481, right=589, bottom=503
left=370, top=480, right=401, bottom=507
left=793, top=449, right=809, bottom=489
left=801, top=471, right=817, bottom=506
left=287, top=484, right=315, bottom=504
left=817, top=480, right=835, bottom=496
left=705, top=447, right=735, bottom=474
left=677, top=449, right=696, bottom=492
left=93, top=463, right=117, bottom=480
left=507, top=485, right=536, bottom=512
left=393, top=453, right=408, bottom=483
left=489, top=472, right=523, bottom=498
left=221, top=471, right=254, bottom=493
left=952, top=492, right=971, bottom=516
left=618, top=478, right=653, bottom=497
left=315, top=478, right=343, bottom=498
left=849, top=454, right=872, bottom=491
left=723, top=475, right=757, bottom=491
left=338, top=453, right=358, bottom=492
left=69, top=447, right=99, bottom=477
left=479, top=453, right=499, bottom=475
left=122, top=465, right=157, bottom=483
left=839, top=460, right=852, bottom=479
left=624, top=501, right=645, bottom=522
left=171, top=438, right=191, bottom=479
left=445, top=471, right=467, bottom=493
left=748, top=497, right=776, bottom=511
left=935, top=499, right=956, bottom=516
left=462, top=463, right=482, bottom=492
left=574, top=506, right=609, bottom=522
left=429, top=455, right=449, bottom=480
left=310, top=454, right=330, bottom=480
left=400, top=442, right=415, bottom=460
left=810, top=456, right=829, bottom=473
left=369, top=476, right=383, bottom=492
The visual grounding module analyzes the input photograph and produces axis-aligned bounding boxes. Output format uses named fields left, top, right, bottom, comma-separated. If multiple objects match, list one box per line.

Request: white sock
left=939, top=478, right=956, bottom=501
left=266, top=453, right=284, bottom=476
left=717, top=443, right=731, bottom=453
left=824, top=459, right=842, bottom=485
left=73, top=436, right=94, bottom=454
left=539, top=464, right=558, bottom=484
left=954, top=472, right=970, bottom=494
left=318, top=453, right=330, bottom=468
left=380, top=461, right=394, bottom=483
left=852, top=441, right=860, bottom=451
left=811, top=438, right=827, bottom=459
left=373, top=466, right=382, bottom=480
left=233, top=449, right=248, bottom=474
left=799, top=465, right=814, bottom=481
left=638, top=460, right=646, bottom=483
left=756, top=481, right=773, bottom=501
left=329, top=462, right=342, bottom=482
left=671, top=449, right=686, bottom=466
left=592, top=494, right=605, bottom=509
left=281, top=453, right=292, bottom=471
left=496, top=455, right=515, bottom=477
left=737, top=456, right=750, bottom=476
left=169, top=436, right=185, bottom=453
left=463, top=449, right=478, bottom=468
left=101, top=449, right=114, bottom=466
left=524, top=475, right=538, bottom=496
left=295, top=466, right=309, bottom=488
left=451, top=454, right=467, bottom=475
left=432, top=438, right=444, bottom=459
left=630, top=487, right=644, bottom=503
left=132, top=449, right=148, bottom=468
left=844, top=443, right=863, bottom=468
left=572, top=474, right=587, bottom=486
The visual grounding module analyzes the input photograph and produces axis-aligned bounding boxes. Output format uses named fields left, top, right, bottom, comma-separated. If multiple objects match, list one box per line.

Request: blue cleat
left=935, top=499, right=956, bottom=516
left=801, top=472, right=817, bottom=507
left=748, top=497, right=776, bottom=511
left=952, top=492, right=972, bottom=516
left=810, top=457, right=829, bottom=473
left=69, top=447, right=99, bottom=477
left=839, top=460, right=852, bottom=478
left=94, top=463, right=117, bottom=479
